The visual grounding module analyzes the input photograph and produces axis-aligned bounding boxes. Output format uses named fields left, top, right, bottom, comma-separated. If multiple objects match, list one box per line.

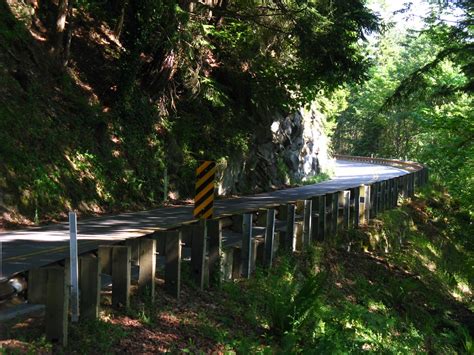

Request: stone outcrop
left=217, top=103, right=334, bottom=195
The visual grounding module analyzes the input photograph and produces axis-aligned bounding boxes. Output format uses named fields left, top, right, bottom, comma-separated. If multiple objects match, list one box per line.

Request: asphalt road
left=0, top=160, right=408, bottom=278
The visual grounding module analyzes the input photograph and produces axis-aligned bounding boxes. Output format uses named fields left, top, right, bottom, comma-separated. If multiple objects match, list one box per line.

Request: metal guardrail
left=334, top=154, right=425, bottom=172
left=1, top=155, right=429, bottom=345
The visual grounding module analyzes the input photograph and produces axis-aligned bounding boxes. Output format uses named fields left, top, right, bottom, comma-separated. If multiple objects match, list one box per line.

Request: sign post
left=69, top=212, right=79, bottom=322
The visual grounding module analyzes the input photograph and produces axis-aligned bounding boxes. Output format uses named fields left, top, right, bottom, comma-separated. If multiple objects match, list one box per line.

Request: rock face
left=217, top=104, right=333, bottom=195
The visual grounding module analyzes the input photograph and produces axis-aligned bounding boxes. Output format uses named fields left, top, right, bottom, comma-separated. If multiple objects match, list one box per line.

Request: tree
left=333, top=0, right=474, bottom=214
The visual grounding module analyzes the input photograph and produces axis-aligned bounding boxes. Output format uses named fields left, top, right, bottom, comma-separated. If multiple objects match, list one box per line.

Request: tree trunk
left=63, top=0, right=75, bottom=66
left=53, top=0, right=69, bottom=58
left=114, top=0, right=127, bottom=39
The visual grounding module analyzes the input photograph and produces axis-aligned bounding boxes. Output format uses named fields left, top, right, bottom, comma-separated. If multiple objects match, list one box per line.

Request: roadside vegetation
left=2, top=183, right=472, bottom=353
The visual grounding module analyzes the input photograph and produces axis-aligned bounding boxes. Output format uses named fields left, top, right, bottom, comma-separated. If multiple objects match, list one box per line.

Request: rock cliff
left=217, top=103, right=334, bottom=195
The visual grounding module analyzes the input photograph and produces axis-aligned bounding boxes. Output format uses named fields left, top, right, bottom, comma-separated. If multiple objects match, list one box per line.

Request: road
left=0, top=160, right=408, bottom=278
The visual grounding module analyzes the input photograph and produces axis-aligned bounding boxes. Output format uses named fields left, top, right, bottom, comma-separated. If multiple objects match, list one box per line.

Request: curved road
left=0, top=160, right=408, bottom=278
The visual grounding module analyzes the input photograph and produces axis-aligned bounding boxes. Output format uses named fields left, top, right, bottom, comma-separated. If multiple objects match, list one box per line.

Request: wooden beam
left=191, top=221, right=207, bottom=290
left=79, top=254, right=100, bottom=320
left=208, top=218, right=223, bottom=286
left=45, top=264, right=69, bottom=346
left=138, top=239, right=156, bottom=301
left=164, top=230, right=182, bottom=299
left=241, top=213, right=253, bottom=278
left=302, top=199, right=312, bottom=248
left=112, top=245, right=131, bottom=309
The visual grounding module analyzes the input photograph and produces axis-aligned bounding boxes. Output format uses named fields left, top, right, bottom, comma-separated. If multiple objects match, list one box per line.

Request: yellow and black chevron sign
left=194, top=161, right=216, bottom=219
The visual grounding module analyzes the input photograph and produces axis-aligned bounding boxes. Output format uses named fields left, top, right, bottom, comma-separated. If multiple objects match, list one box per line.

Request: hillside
left=1, top=0, right=372, bottom=228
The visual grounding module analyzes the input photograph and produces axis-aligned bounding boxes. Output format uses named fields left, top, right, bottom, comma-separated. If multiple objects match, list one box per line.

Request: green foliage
left=68, top=318, right=128, bottom=353
left=301, top=172, right=331, bottom=186
left=333, top=2, right=474, bottom=215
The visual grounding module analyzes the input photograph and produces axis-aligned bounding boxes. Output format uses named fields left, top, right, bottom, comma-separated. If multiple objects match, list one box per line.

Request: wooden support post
left=403, top=175, right=409, bottom=198
left=393, top=177, right=400, bottom=207
left=241, top=213, right=253, bottom=278
left=45, top=265, right=69, bottom=347
left=388, top=180, right=393, bottom=209
left=28, top=268, right=48, bottom=304
left=232, top=247, right=242, bottom=279
left=138, top=239, right=156, bottom=300
left=191, top=220, right=207, bottom=290
left=391, top=179, right=397, bottom=208
left=285, top=204, right=296, bottom=252
left=399, top=176, right=406, bottom=199
left=126, top=239, right=140, bottom=267
left=221, top=249, right=233, bottom=281
left=310, top=197, right=318, bottom=241
left=208, top=219, right=223, bottom=286
left=319, top=195, right=327, bottom=240
left=387, top=179, right=393, bottom=208
left=353, top=187, right=360, bottom=227
left=357, top=185, right=370, bottom=225
left=369, top=183, right=376, bottom=218
left=164, top=230, right=182, bottom=298
left=264, top=209, right=276, bottom=268
left=112, top=245, right=131, bottom=309
left=380, top=181, right=386, bottom=213
left=409, top=173, right=415, bottom=197
left=302, top=199, right=312, bottom=248
left=338, top=190, right=350, bottom=230
left=375, top=182, right=382, bottom=216
left=79, top=254, right=100, bottom=320
left=98, top=245, right=113, bottom=275
left=251, top=239, right=259, bottom=273
left=331, top=192, right=338, bottom=236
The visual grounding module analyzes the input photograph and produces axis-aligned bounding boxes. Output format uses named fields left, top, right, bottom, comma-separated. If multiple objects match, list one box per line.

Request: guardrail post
left=208, top=219, right=223, bottom=286
left=303, top=200, right=312, bottom=248
left=369, top=183, right=376, bottom=218
left=191, top=221, right=208, bottom=290
left=138, top=239, right=156, bottom=300
left=232, top=247, right=242, bottom=279
left=408, top=173, right=415, bottom=198
left=28, top=268, right=48, bottom=304
left=338, top=191, right=350, bottom=230
left=311, top=195, right=326, bottom=241
left=45, top=264, right=69, bottom=347
left=164, top=230, right=182, bottom=299
left=79, top=254, right=100, bottom=320
left=380, top=181, right=386, bottom=213
left=112, top=245, right=131, bottom=309
left=357, top=185, right=370, bottom=225
left=264, top=209, right=276, bottom=268
left=282, top=204, right=296, bottom=252
left=391, top=179, right=398, bottom=208
left=352, top=187, right=360, bottom=227
left=403, top=174, right=410, bottom=198
left=126, top=239, right=140, bottom=267
left=331, top=192, right=338, bottom=236
left=98, top=245, right=112, bottom=276
left=242, top=213, right=253, bottom=278
left=376, top=182, right=382, bottom=215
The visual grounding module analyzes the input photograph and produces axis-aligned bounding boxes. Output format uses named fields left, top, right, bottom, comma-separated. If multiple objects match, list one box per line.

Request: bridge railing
left=6, top=156, right=429, bottom=346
